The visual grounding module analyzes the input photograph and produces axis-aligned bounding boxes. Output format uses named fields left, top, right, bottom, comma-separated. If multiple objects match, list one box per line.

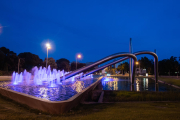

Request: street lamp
left=46, top=43, right=51, bottom=69
left=135, top=61, right=140, bottom=75
left=76, top=54, right=81, bottom=70
left=18, top=58, right=20, bottom=74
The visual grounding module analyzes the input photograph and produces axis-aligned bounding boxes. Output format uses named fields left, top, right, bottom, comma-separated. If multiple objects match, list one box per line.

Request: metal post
left=132, top=58, right=136, bottom=84
left=18, top=59, right=20, bottom=74
left=76, top=57, right=77, bottom=70
left=154, top=57, right=158, bottom=83
left=154, top=49, right=158, bottom=83
left=131, top=84, right=134, bottom=91
left=129, top=38, right=132, bottom=80
left=46, top=47, right=48, bottom=69
left=155, top=82, right=159, bottom=91
left=134, top=51, right=158, bottom=84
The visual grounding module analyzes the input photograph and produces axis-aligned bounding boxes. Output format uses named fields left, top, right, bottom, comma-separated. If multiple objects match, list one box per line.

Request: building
left=136, top=68, right=147, bottom=76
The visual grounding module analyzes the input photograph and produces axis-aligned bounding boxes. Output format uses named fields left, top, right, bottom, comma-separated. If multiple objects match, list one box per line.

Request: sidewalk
left=110, top=74, right=155, bottom=78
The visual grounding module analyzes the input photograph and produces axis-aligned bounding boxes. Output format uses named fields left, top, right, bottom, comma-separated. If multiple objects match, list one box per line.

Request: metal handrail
left=62, top=53, right=137, bottom=83
left=84, top=51, right=158, bottom=83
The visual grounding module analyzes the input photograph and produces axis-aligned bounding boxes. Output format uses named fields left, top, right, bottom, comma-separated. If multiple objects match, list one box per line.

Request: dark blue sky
left=0, top=0, right=180, bottom=63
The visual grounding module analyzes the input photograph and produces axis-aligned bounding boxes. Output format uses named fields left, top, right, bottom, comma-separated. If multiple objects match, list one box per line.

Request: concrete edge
left=98, top=91, right=104, bottom=103
left=109, top=75, right=154, bottom=78
left=0, top=76, right=103, bottom=114
left=68, top=77, right=102, bottom=101
left=152, top=78, right=180, bottom=89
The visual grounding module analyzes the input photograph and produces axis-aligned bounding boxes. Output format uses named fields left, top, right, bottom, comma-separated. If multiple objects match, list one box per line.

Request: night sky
left=0, top=0, right=180, bottom=63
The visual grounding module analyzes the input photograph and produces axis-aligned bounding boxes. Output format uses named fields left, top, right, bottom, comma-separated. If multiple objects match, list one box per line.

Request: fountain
left=0, top=65, right=100, bottom=114
left=0, top=65, right=95, bottom=102
left=11, top=65, right=93, bottom=88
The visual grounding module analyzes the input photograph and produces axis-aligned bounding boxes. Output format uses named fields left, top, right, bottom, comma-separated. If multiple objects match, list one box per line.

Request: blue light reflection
left=0, top=77, right=97, bottom=101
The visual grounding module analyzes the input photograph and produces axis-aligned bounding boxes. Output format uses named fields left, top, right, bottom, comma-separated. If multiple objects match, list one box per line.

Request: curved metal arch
left=133, top=51, right=158, bottom=83
left=62, top=53, right=137, bottom=83
left=85, top=51, right=158, bottom=84
left=84, top=57, right=135, bottom=83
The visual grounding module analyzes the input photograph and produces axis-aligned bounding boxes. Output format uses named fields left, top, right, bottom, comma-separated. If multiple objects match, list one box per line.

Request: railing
left=62, top=51, right=158, bottom=84
left=62, top=53, right=137, bottom=84
left=84, top=51, right=158, bottom=84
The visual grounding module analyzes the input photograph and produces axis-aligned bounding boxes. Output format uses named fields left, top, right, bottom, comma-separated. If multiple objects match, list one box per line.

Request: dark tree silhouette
left=56, top=58, right=70, bottom=72
left=0, top=50, right=5, bottom=70
left=159, top=56, right=179, bottom=76
left=18, top=52, right=42, bottom=71
left=42, top=57, right=57, bottom=70
left=139, top=57, right=154, bottom=74
left=0, top=47, right=18, bottom=71
left=70, top=62, right=86, bottom=71
left=117, top=62, right=129, bottom=74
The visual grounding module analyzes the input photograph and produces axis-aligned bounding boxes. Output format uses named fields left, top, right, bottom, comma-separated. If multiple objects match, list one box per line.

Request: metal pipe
left=129, top=38, right=132, bottom=80
left=46, top=47, right=48, bottom=69
left=133, top=51, right=158, bottom=83
left=62, top=53, right=137, bottom=83
left=84, top=55, right=137, bottom=84
left=61, top=51, right=158, bottom=84
left=84, top=51, right=158, bottom=84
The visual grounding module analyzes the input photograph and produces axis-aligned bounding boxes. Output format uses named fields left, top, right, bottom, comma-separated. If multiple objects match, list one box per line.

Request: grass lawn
left=0, top=94, right=180, bottom=120
left=103, top=91, right=180, bottom=102
left=0, top=77, right=180, bottom=119
left=159, top=77, right=180, bottom=87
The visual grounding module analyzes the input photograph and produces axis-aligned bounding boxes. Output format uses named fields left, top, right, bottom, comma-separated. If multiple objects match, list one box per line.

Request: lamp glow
left=77, top=54, right=81, bottom=58
left=76, top=54, right=82, bottom=70
left=46, top=43, right=51, bottom=49
left=46, top=42, right=51, bottom=69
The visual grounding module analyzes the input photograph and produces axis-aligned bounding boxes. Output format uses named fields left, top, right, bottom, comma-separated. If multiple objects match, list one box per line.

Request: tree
left=159, top=59, right=167, bottom=75
left=6, top=53, right=19, bottom=71
left=0, top=50, right=5, bottom=70
left=18, top=52, right=42, bottom=71
left=42, top=57, right=57, bottom=70
left=56, top=58, right=70, bottom=72
left=0, top=47, right=18, bottom=71
left=0, top=47, right=10, bottom=56
left=158, top=56, right=179, bottom=76
left=104, top=66, right=116, bottom=75
left=70, top=62, right=86, bottom=71
left=117, top=62, right=129, bottom=74
left=139, top=57, right=154, bottom=74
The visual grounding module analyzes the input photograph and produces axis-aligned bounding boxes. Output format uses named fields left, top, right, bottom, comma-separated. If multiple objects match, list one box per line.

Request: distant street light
left=76, top=54, right=82, bottom=70
left=46, top=43, right=51, bottom=69
left=135, top=61, right=140, bottom=75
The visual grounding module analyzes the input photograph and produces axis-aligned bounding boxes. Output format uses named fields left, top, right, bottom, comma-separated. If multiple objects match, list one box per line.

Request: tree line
left=105, top=57, right=180, bottom=76
left=0, top=47, right=87, bottom=75
left=0, top=46, right=180, bottom=76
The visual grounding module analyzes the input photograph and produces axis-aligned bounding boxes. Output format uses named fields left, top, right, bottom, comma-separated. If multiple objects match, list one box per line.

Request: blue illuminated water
left=0, top=77, right=98, bottom=101
left=102, top=77, right=180, bottom=92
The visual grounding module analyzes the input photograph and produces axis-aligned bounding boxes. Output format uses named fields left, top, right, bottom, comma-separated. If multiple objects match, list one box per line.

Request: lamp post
left=135, top=61, right=140, bottom=75
left=46, top=43, right=51, bottom=69
left=18, top=58, right=20, bottom=74
left=76, top=54, right=81, bottom=70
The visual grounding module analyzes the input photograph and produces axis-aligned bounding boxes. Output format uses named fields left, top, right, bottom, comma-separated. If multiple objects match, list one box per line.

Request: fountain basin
left=0, top=76, right=102, bottom=114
